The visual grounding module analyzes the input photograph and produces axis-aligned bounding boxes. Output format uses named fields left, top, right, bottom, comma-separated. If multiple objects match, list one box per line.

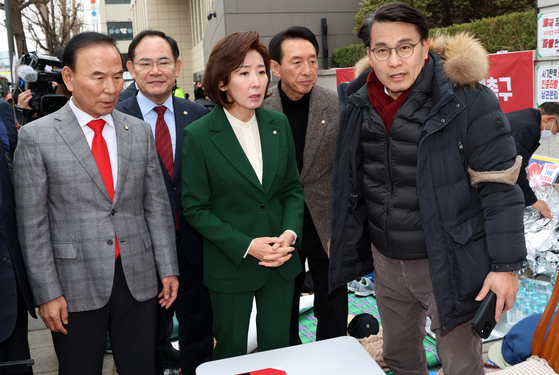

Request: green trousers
left=208, top=268, right=295, bottom=360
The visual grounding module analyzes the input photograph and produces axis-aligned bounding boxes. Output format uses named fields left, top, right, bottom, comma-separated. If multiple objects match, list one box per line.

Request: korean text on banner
left=481, top=51, right=534, bottom=113
left=538, top=12, right=559, bottom=58
left=537, top=66, right=559, bottom=106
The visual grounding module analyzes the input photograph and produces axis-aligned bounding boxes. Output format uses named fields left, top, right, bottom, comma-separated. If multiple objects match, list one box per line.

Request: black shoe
left=161, top=342, right=180, bottom=368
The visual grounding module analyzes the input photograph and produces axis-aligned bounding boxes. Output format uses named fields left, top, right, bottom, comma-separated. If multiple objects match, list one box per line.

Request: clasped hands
left=248, top=232, right=295, bottom=268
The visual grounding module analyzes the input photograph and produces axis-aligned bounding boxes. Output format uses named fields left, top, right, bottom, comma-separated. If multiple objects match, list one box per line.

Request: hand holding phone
left=471, top=290, right=498, bottom=339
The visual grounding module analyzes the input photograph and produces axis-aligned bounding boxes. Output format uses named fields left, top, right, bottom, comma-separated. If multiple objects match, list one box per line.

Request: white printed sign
left=538, top=12, right=559, bottom=57
left=537, top=66, right=559, bottom=105
left=537, top=163, right=559, bottom=186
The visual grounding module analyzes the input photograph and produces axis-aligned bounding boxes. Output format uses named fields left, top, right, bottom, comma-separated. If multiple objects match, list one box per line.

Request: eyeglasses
left=133, top=59, right=176, bottom=71
left=370, top=40, right=422, bottom=61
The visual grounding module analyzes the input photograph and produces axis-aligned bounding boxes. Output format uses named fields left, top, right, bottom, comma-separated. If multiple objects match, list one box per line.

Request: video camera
left=15, top=52, right=68, bottom=117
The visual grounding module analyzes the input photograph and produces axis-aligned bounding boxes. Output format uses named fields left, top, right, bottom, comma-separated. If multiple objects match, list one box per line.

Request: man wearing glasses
left=507, top=102, right=559, bottom=219
left=330, top=3, right=526, bottom=374
left=115, top=30, right=211, bottom=375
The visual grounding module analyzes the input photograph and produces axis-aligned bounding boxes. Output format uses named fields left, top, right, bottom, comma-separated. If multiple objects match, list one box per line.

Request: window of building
left=107, top=22, right=133, bottom=41
left=105, top=0, right=131, bottom=4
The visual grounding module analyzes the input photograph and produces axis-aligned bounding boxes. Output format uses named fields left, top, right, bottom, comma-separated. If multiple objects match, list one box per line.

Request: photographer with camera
left=13, top=50, right=70, bottom=127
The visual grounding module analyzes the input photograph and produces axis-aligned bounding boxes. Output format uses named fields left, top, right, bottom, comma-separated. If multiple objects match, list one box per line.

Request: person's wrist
left=283, top=231, right=294, bottom=244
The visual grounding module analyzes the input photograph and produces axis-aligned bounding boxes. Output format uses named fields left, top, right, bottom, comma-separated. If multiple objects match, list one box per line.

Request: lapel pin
left=321, top=120, right=326, bottom=124
left=183, top=111, right=188, bottom=115
left=273, top=130, right=277, bottom=135
left=124, top=125, right=129, bottom=131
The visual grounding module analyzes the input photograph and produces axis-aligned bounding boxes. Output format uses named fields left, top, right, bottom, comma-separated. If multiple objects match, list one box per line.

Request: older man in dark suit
left=0, top=148, right=36, bottom=375
left=114, top=30, right=211, bottom=375
left=14, top=32, right=179, bottom=375
left=262, top=26, right=347, bottom=345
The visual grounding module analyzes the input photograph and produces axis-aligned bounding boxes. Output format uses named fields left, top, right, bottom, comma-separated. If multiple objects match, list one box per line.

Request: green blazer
left=181, top=106, right=304, bottom=293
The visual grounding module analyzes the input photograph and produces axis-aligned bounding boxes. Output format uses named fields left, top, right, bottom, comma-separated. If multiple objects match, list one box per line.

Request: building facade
left=100, top=0, right=135, bottom=72
left=128, top=0, right=361, bottom=97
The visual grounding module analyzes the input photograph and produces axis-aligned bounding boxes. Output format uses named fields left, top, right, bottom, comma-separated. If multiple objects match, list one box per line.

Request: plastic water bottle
left=521, top=279, right=553, bottom=294
left=507, top=302, right=518, bottom=325
left=516, top=293, right=530, bottom=321
left=539, top=299, right=548, bottom=314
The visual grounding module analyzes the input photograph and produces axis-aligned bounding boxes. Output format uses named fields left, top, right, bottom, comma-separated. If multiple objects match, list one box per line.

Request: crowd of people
left=2, top=2, right=547, bottom=375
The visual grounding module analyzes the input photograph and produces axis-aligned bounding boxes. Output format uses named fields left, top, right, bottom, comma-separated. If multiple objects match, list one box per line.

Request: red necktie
left=153, top=107, right=179, bottom=231
left=87, top=119, right=120, bottom=258
left=153, top=106, right=174, bottom=177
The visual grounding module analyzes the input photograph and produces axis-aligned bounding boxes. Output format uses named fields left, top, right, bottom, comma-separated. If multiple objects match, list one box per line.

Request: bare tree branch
left=21, top=0, right=84, bottom=55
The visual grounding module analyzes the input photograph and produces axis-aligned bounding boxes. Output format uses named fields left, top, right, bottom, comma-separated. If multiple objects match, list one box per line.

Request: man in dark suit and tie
left=14, top=32, right=179, bottom=375
left=0, top=148, right=36, bottom=375
left=262, top=26, right=347, bottom=345
left=115, top=30, right=212, bottom=375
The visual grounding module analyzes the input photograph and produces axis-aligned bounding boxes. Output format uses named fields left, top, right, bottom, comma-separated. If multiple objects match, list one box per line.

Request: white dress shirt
left=223, top=108, right=297, bottom=256
left=136, top=92, right=177, bottom=161
left=69, top=97, right=118, bottom=188
left=224, top=108, right=263, bottom=184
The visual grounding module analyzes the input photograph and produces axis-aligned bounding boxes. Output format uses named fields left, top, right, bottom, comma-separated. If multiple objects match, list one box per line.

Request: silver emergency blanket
left=523, top=185, right=559, bottom=285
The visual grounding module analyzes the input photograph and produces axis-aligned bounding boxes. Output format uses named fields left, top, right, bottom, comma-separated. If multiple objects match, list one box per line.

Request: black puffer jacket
left=361, top=56, right=435, bottom=260
left=330, top=34, right=527, bottom=333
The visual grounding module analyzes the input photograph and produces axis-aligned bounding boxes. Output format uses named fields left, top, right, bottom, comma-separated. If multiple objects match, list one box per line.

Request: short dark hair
left=53, top=46, right=65, bottom=64
left=268, top=26, right=319, bottom=63
left=203, top=31, right=271, bottom=107
left=540, top=102, right=559, bottom=117
left=127, top=30, right=180, bottom=62
left=357, top=2, right=429, bottom=48
left=63, top=32, right=119, bottom=71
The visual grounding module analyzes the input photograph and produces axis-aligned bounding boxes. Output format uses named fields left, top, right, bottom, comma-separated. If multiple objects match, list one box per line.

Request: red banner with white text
left=481, top=51, right=534, bottom=113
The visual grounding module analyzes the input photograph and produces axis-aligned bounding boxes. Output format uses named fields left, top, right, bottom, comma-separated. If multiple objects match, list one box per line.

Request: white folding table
left=196, top=336, right=385, bottom=375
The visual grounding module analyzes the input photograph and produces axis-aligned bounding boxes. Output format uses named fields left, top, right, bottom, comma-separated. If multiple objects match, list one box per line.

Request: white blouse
left=224, top=108, right=263, bottom=184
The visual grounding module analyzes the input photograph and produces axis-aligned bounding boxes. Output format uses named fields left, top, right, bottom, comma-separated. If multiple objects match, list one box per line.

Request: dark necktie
left=87, top=119, right=119, bottom=258
left=153, top=106, right=174, bottom=177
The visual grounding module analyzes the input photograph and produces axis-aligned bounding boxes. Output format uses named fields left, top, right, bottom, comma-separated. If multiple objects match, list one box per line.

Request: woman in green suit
left=181, top=31, right=304, bottom=360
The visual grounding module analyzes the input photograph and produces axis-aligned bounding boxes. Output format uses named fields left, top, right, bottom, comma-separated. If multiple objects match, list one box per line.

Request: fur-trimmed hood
left=353, top=32, right=488, bottom=87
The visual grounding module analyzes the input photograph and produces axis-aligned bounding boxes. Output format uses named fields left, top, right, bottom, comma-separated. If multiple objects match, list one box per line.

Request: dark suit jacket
left=0, top=150, right=36, bottom=343
left=118, top=81, right=137, bottom=103
left=506, top=108, right=541, bottom=206
left=115, top=94, right=209, bottom=266
left=0, top=100, right=16, bottom=155
left=181, top=106, right=304, bottom=293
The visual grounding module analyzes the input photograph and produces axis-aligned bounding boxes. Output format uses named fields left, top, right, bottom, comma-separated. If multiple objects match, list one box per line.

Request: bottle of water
left=539, top=299, right=548, bottom=314
left=507, top=302, right=518, bottom=325
left=521, top=279, right=553, bottom=294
